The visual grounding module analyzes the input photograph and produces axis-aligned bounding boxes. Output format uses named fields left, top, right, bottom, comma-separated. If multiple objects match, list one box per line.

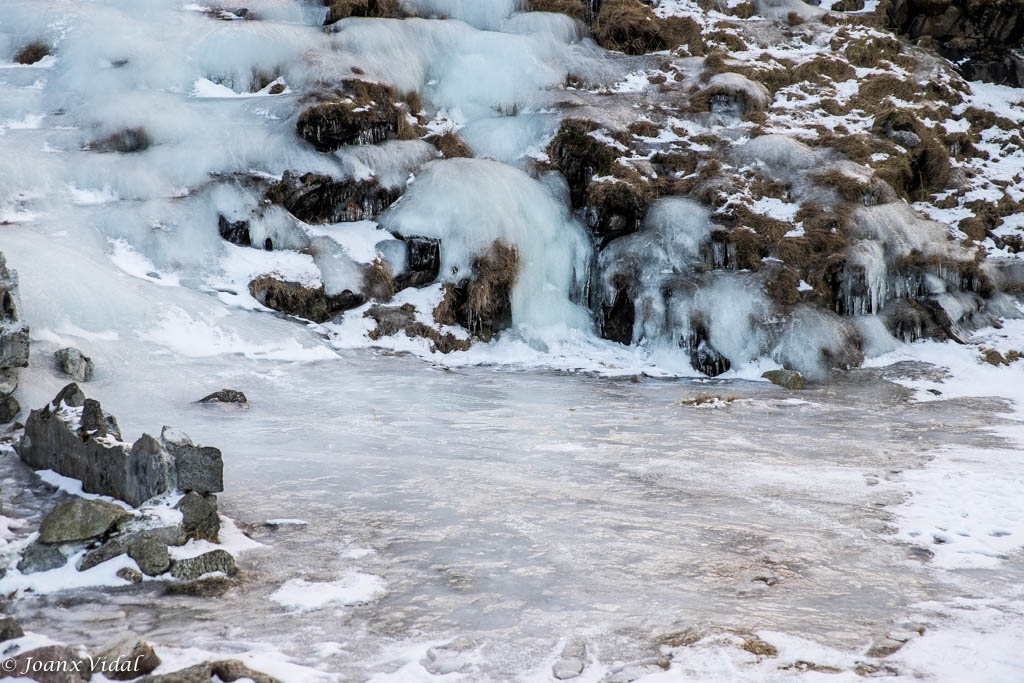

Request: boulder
left=217, top=215, right=251, bottom=246
left=17, top=542, right=68, bottom=574
left=0, top=617, right=24, bottom=642
left=169, top=549, right=237, bottom=581
left=0, top=253, right=30, bottom=369
left=175, top=493, right=220, bottom=542
left=116, top=567, right=143, bottom=584
left=266, top=171, right=402, bottom=224
left=210, top=660, right=281, bottom=683
left=0, top=395, right=18, bottom=424
left=91, top=631, right=161, bottom=680
left=134, top=663, right=212, bottom=683
left=39, top=499, right=130, bottom=544
left=196, top=389, right=247, bottom=405
left=0, top=645, right=90, bottom=683
left=55, top=348, right=94, bottom=382
left=164, top=437, right=224, bottom=494
left=394, top=236, right=441, bottom=289
left=762, top=369, right=805, bottom=390
left=0, top=368, right=17, bottom=395
left=127, top=536, right=170, bottom=577
left=690, top=339, right=731, bottom=377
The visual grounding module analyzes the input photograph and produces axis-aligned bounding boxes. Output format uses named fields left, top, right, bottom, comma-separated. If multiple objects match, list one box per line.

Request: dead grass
left=14, top=41, right=49, bottom=65
left=248, top=275, right=362, bottom=323
left=426, top=130, right=473, bottom=158
left=677, top=393, right=741, bottom=406
left=526, top=0, right=588, bottom=21
left=844, top=35, right=902, bottom=68
left=853, top=74, right=920, bottom=107
left=362, top=258, right=395, bottom=302
left=323, top=0, right=404, bottom=25
left=433, top=240, right=520, bottom=341
left=594, top=0, right=704, bottom=55
left=547, top=118, right=617, bottom=208
left=791, top=56, right=856, bottom=84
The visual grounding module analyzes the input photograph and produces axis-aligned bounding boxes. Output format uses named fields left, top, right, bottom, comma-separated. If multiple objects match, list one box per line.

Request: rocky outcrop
left=266, top=170, right=401, bottom=224
left=0, top=253, right=30, bottom=373
left=296, top=81, right=416, bottom=152
left=18, top=385, right=224, bottom=507
left=55, top=347, right=94, bottom=382
left=248, top=275, right=363, bottom=322
left=885, top=0, right=1024, bottom=86
left=217, top=215, right=251, bottom=246
left=394, top=236, right=441, bottom=289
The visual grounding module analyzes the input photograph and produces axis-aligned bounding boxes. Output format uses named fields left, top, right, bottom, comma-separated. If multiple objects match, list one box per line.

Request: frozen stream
left=3, top=222, right=1024, bottom=679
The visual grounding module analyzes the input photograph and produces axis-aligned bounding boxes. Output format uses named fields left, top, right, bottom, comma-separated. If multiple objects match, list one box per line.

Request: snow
left=270, top=572, right=388, bottom=611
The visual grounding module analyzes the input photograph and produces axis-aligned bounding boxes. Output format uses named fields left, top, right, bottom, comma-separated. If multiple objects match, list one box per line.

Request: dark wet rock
left=55, top=347, right=94, bottom=382
left=886, top=0, right=1024, bottom=87
left=91, top=631, right=161, bottom=680
left=14, top=42, right=50, bottom=65
left=1, top=645, right=90, bottom=683
left=39, top=499, right=130, bottom=544
left=17, top=541, right=68, bottom=574
left=210, top=660, right=281, bottom=683
left=323, top=0, right=404, bottom=26
left=0, top=253, right=30, bottom=370
left=116, top=566, right=143, bottom=583
left=585, top=180, right=651, bottom=245
left=248, top=275, right=363, bottom=323
left=690, top=339, right=731, bottom=377
left=266, top=171, right=401, bottom=224
left=87, top=128, right=152, bottom=154
left=548, top=119, right=616, bottom=210
left=52, top=383, right=85, bottom=408
left=296, top=81, right=412, bottom=151
left=432, top=240, right=519, bottom=342
left=197, top=389, right=247, bottom=405
left=364, top=304, right=470, bottom=354
left=0, top=395, right=18, bottom=424
left=175, top=492, right=220, bottom=543
left=128, top=536, right=170, bottom=576
left=217, top=215, right=251, bottom=246
left=762, top=369, right=805, bottom=390
left=394, top=236, right=441, bottom=289
left=135, top=663, right=212, bottom=683
left=601, top=278, right=635, bottom=345
left=0, top=617, right=24, bottom=642
left=169, top=549, right=237, bottom=580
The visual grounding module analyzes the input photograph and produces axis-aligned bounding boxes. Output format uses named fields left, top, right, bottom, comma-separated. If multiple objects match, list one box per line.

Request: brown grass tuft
left=323, top=0, right=404, bottom=25
left=426, top=130, right=473, bottom=158
left=434, top=241, right=520, bottom=341
left=14, top=41, right=49, bottom=65
left=362, top=258, right=396, bottom=302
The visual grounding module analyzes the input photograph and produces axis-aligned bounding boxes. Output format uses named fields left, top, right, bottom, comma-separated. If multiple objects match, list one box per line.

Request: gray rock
left=51, top=382, right=85, bottom=408
left=0, top=368, right=17, bottom=396
left=0, top=253, right=30, bottom=370
left=79, top=398, right=120, bottom=440
left=39, top=498, right=131, bottom=544
left=78, top=536, right=130, bottom=571
left=92, top=631, right=161, bottom=680
left=164, top=435, right=223, bottom=495
left=175, top=492, right=219, bottom=542
left=553, top=638, right=587, bottom=680
left=0, top=616, right=24, bottom=642
left=196, top=389, right=247, bottom=404
left=169, top=549, right=237, bottom=581
left=0, top=394, right=18, bottom=424
left=210, top=660, right=281, bottom=683
left=135, top=663, right=212, bottom=683
left=55, top=347, right=94, bottom=382
left=3, top=645, right=90, bottom=683
left=761, top=369, right=806, bottom=390
left=127, top=536, right=170, bottom=577
left=116, top=566, right=143, bottom=584
left=17, top=541, right=69, bottom=573
left=125, top=434, right=177, bottom=507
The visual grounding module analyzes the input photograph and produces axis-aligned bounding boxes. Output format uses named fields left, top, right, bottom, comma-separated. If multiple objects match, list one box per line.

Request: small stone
left=169, top=549, right=236, bottom=581
left=39, top=498, right=131, bottom=544
left=0, top=368, right=18, bottom=396
left=135, top=663, right=212, bottom=683
left=92, top=631, right=161, bottom=680
left=175, top=492, right=220, bottom=542
left=0, top=616, right=25, bottom=642
left=17, top=541, right=68, bottom=574
left=55, top=347, right=95, bottom=382
left=127, top=536, right=170, bottom=577
left=51, top=382, right=85, bottom=408
left=78, top=536, right=130, bottom=571
left=117, top=566, right=143, bottom=584
left=210, top=659, right=282, bottom=683
left=553, top=638, right=586, bottom=680
left=0, top=395, right=18, bottom=424
left=761, top=369, right=805, bottom=390
left=196, top=389, right=247, bottom=404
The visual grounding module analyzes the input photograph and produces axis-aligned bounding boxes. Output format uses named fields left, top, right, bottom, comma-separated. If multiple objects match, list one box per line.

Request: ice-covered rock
left=0, top=253, right=29, bottom=371
left=55, top=347, right=95, bottom=383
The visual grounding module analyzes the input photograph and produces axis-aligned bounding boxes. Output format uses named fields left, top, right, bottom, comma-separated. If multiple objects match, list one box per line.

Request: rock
left=210, top=660, right=281, bottom=683
left=91, top=631, right=161, bottom=680
left=0, top=253, right=30, bottom=370
left=39, top=499, right=131, bottom=544
left=127, top=536, right=170, bottom=577
left=248, top=275, right=363, bottom=323
left=0, top=395, right=18, bottom=424
left=116, top=567, right=143, bottom=583
left=134, top=663, right=212, bottom=683
left=0, top=617, right=24, bottom=642
left=295, top=81, right=407, bottom=151
left=761, top=369, right=805, bottom=390
left=217, top=215, right=251, bottom=246
left=55, top=348, right=94, bottom=382
left=1, top=645, right=90, bottom=683
left=266, top=171, right=402, bottom=224
left=196, top=389, right=247, bottom=404
left=87, top=127, right=152, bottom=154
left=78, top=536, right=130, bottom=571
left=394, top=236, right=441, bottom=289
left=690, top=339, right=731, bottom=377
left=0, top=368, right=18, bottom=395
left=175, top=492, right=220, bottom=542
left=19, top=387, right=178, bottom=506
left=164, top=437, right=224, bottom=495
left=169, top=549, right=237, bottom=580
left=17, top=541, right=68, bottom=574
left=553, top=638, right=587, bottom=679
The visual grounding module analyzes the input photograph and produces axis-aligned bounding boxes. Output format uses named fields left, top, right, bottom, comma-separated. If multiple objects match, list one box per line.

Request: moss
left=14, top=41, right=50, bottom=65
left=426, top=130, right=473, bottom=158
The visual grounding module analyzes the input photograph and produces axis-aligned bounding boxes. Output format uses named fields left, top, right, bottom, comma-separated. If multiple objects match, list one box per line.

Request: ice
left=270, top=572, right=388, bottom=611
